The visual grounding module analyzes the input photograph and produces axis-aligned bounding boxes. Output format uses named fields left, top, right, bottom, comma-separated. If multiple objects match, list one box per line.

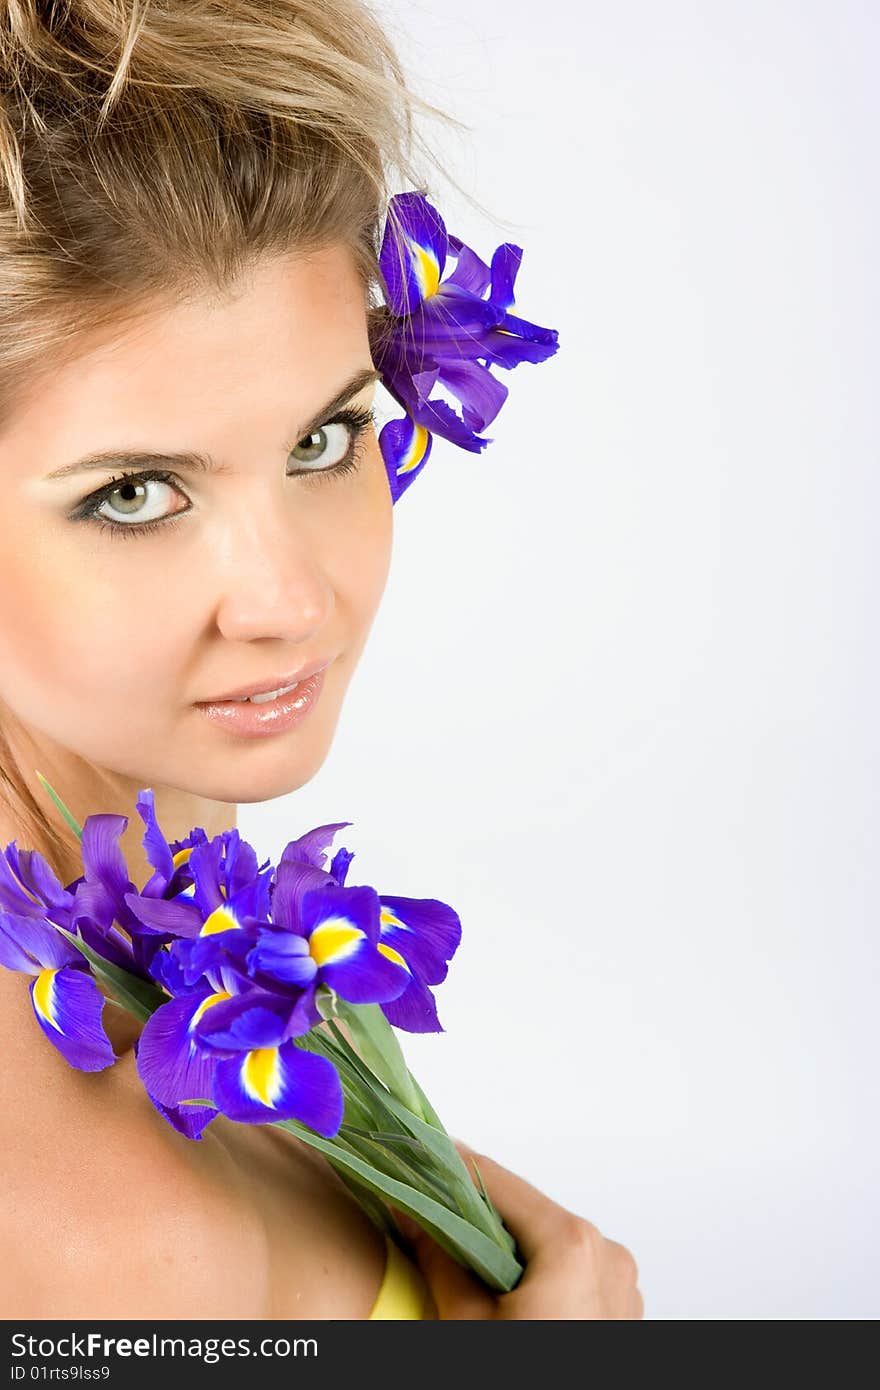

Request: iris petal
left=445, top=238, right=492, bottom=297
left=8, top=845, right=72, bottom=912
left=381, top=973, right=444, bottom=1034
left=0, top=912, right=81, bottom=971
left=378, top=416, right=433, bottom=502
left=302, top=882, right=381, bottom=946
left=480, top=314, right=560, bottom=368
left=246, top=928, right=317, bottom=988
left=270, top=855, right=335, bottom=931
left=379, top=192, right=449, bottom=317
left=200, top=903, right=243, bottom=936
left=193, top=998, right=288, bottom=1053
left=405, top=391, right=490, bottom=454
left=212, top=1039, right=343, bottom=1133
left=0, top=843, right=47, bottom=913
left=29, top=965, right=116, bottom=1070
left=148, top=1094, right=217, bottom=1140
left=487, top=242, right=523, bottom=310
left=371, top=191, right=560, bottom=508
left=80, top=813, right=133, bottom=904
left=308, top=918, right=365, bottom=967
left=135, top=989, right=225, bottom=1105
left=123, top=891, right=203, bottom=938
left=434, top=357, right=509, bottom=433
left=378, top=896, right=462, bottom=985
left=279, top=823, right=353, bottom=874
left=319, top=937, right=410, bottom=1004
left=135, top=788, right=175, bottom=885
left=0, top=922, right=38, bottom=973
left=328, top=845, right=354, bottom=886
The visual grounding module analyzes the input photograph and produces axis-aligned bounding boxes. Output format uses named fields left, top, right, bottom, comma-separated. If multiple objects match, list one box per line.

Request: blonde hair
left=0, top=0, right=490, bottom=884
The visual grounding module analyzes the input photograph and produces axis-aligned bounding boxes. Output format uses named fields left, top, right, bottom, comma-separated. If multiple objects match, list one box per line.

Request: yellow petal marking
left=380, top=907, right=408, bottom=930
left=377, top=941, right=409, bottom=971
left=397, top=422, right=430, bottom=477
left=242, top=1047, right=283, bottom=1107
left=200, top=904, right=239, bottom=936
left=412, top=241, right=441, bottom=299
left=190, top=990, right=232, bottom=1030
left=309, top=918, right=364, bottom=967
left=32, top=968, right=61, bottom=1030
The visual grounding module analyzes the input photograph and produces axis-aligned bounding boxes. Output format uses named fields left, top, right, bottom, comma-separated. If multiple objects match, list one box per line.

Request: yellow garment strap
left=368, top=1233, right=437, bottom=1319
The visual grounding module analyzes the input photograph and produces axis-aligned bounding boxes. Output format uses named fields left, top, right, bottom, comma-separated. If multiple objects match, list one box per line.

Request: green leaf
left=358, top=1084, right=517, bottom=1256
left=314, top=984, right=340, bottom=1020
left=34, top=771, right=84, bottom=842
left=55, top=926, right=167, bottom=1023
left=406, top=1069, right=447, bottom=1131
left=333, top=1000, right=425, bottom=1117
left=293, top=1029, right=396, bottom=1131
left=337, top=1128, right=455, bottom=1208
left=300, top=1016, right=514, bottom=1253
left=274, top=1117, right=523, bottom=1292
left=469, top=1155, right=492, bottom=1207
left=324, top=1163, right=398, bottom=1240
left=339, top=1125, right=429, bottom=1153
left=304, top=1021, right=403, bottom=1126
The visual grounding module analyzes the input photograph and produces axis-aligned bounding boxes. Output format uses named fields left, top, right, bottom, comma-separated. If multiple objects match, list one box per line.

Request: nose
left=209, top=505, right=334, bottom=644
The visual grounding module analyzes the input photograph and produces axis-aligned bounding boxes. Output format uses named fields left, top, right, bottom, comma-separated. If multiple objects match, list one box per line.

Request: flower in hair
left=370, top=190, right=560, bottom=502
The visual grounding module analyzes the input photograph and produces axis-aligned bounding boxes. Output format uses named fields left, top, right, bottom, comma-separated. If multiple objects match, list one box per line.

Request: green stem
left=34, top=771, right=84, bottom=841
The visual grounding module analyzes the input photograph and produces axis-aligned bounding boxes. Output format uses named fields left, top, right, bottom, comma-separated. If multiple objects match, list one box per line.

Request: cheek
left=338, top=441, right=394, bottom=620
left=0, top=446, right=393, bottom=755
left=0, top=539, right=174, bottom=734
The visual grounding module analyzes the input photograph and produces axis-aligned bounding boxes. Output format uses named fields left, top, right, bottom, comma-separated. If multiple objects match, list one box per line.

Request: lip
left=196, top=656, right=333, bottom=704
left=193, top=667, right=328, bottom=738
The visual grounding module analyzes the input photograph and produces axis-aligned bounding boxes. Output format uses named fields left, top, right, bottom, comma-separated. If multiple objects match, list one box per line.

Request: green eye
left=71, top=404, right=376, bottom=540
left=290, top=411, right=369, bottom=472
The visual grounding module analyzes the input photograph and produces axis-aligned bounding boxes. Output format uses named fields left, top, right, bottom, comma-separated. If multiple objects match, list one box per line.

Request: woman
left=0, top=0, right=642, bottom=1319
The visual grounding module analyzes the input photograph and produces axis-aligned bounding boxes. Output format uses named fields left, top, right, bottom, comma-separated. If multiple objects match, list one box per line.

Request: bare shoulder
left=0, top=981, right=268, bottom=1318
left=0, top=978, right=387, bottom=1318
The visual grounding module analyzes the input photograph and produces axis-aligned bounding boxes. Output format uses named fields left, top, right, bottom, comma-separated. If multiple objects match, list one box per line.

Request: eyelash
left=71, top=405, right=376, bottom=541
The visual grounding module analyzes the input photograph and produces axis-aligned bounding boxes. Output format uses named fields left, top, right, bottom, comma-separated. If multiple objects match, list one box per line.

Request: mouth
left=196, top=656, right=333, bottom=705
left=193, top=666, right=330, bottom=737
left=222, top=680, right=302, bottom=705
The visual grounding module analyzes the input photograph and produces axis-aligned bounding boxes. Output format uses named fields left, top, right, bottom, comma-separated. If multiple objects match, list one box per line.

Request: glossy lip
left=195, top=656, right=334, bottom=704
left=194, top=668, right=327, bottom=738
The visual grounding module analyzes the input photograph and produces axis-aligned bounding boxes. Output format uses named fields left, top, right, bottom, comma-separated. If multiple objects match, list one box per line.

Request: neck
left=0, top=714, right=238, bottom=1062
left=0, top=707, right=237, bottom=891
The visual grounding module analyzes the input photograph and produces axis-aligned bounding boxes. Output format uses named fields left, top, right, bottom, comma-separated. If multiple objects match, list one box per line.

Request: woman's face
left=0, top=245, right=393, bottom=810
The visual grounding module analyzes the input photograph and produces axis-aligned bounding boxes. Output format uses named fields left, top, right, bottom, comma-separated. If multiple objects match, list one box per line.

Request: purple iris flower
left=127, top=815, right=403, bottom=1139
left=0, top=783, right=464, bottom=1139
left=271, top=822, right=463, bottom=1033
left=135, top=953, right=344, bottom=1137
left=245, top=875, right=411, bottom=1011
left=370, top=190, right=560, bottom=502
left=124, top=822, right=274, bottom=981
left=67, top=809, right=175, bottom=981
left=0, top=842, right=115, bottom=1071
left=121, top=789, right=272, bottom=971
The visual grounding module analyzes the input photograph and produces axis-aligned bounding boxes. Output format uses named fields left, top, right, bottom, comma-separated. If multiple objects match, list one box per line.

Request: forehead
left=2, top=244, right=370, bottom=464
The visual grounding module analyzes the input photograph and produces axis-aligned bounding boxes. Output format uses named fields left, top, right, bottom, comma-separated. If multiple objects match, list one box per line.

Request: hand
left=391, top=1139, right=644, bottom=1320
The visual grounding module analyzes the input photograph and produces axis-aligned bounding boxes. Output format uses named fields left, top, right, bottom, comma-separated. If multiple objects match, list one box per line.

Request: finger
left=449, top=1143, right=572, bottom=1267
left=394, top=1224, right=496, bottom=1320
left=388, top=1203, right=496, bottom=1320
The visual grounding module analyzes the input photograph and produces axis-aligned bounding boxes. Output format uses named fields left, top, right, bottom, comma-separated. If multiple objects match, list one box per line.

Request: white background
left=242, top=1, right=879, bottom=1318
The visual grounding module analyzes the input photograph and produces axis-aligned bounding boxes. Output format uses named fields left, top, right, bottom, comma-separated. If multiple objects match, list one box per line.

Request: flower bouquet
left=0, top=774, right=523, bottom=1293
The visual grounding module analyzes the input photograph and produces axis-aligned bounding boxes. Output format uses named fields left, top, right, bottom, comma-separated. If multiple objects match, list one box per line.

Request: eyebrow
left=43, top=366, right=381, bottom=481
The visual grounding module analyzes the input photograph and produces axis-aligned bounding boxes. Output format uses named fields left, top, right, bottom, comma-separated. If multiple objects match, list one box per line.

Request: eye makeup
left=67, top=403, right=377, bottom=541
